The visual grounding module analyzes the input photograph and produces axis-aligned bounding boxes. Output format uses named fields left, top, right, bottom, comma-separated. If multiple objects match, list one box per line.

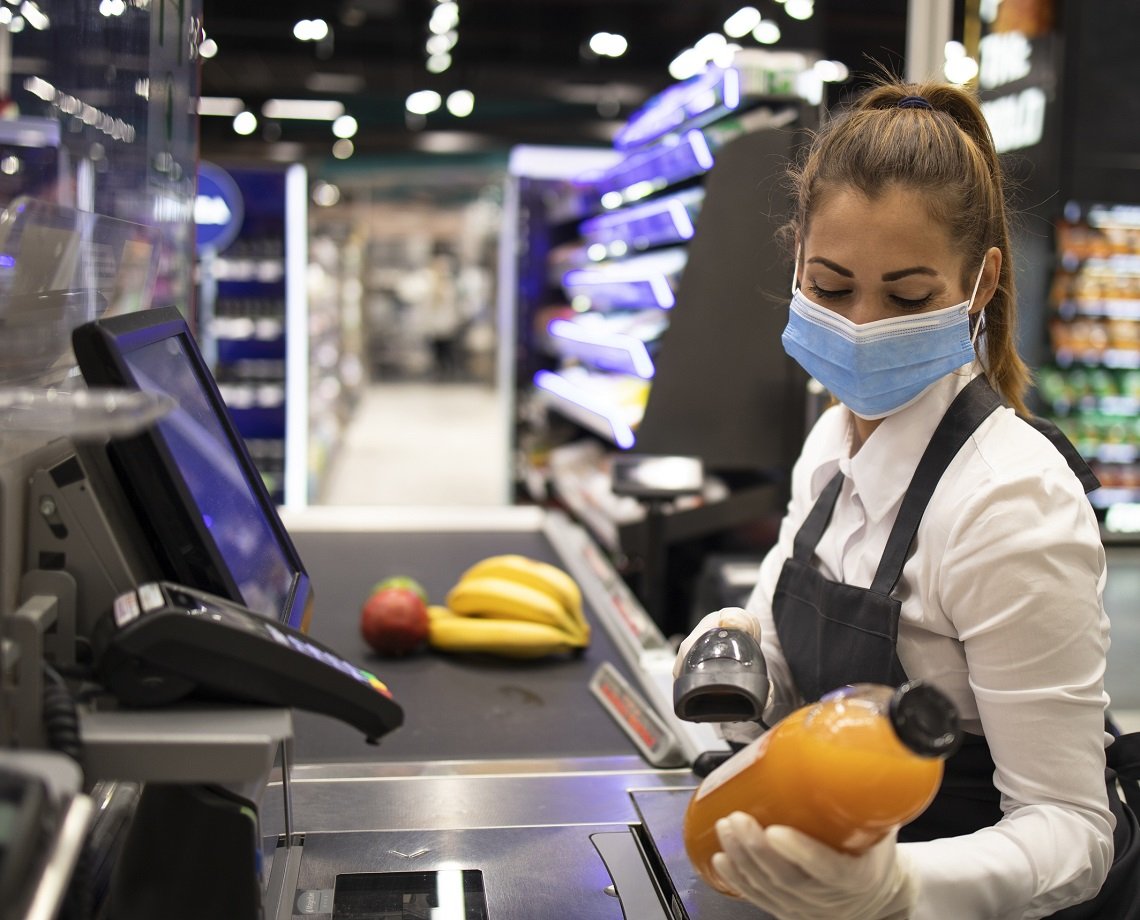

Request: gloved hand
left=711, top=814, right=917, bottom=920
left=672, top=606, right=760, bottom=679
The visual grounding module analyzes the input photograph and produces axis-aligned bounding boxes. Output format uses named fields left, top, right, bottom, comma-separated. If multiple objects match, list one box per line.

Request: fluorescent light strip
left=666, top=199, right=696, bottom=239
left=262, top=99, right=345, bottom=121
left=723, top=67, right=741, bottom=110
left=563, top=270, right=676, bottom=309
left=533, top=370, right=636, bottom=449
left=547, top=318, right=656, bottom=379
left=198, top=96, right=244, bottom=117
left=688, top=129, right=715, bottom=170
left=649, top=274, right=676, bottom=308
left=588, top=194, right=694, bottom=236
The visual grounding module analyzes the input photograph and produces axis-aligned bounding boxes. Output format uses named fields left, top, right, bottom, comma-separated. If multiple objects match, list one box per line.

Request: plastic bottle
left=683, top=681, right=961, bottom=894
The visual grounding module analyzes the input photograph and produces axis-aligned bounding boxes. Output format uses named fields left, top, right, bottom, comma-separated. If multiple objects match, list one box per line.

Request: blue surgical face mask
left=780, top=261, right=986, bottom=420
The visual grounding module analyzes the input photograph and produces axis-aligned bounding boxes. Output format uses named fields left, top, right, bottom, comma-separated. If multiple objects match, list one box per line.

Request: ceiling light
left=293, top=18, right=329, bottom=41
left=694, top=33, right=727, bottom=59
left=232, top=111, right=257, bottom=135
left=430, top=2, right=458, bottom=33
left=426, top=31, right=456, bottom=55
left=814, top=60, right=849, bottom=82
left=199, top=38, right=218, bottom=58
left=332, top=114, right=357, bottom=138
left=312, top=182, right=340, bottom=207
left=713, top=44, right=740, bottom=68
left=262, top=99, right=344, bottom=120
left=668, top=48, right=707, bottom=81
left=406, top=90, right=442, bottom=115
left=752, top=21, right=781, bottom=44
left=414, top=132, right=489, bottom=154
left=198, top=96, right=243, bottom=116
left=944, top=56, right=979, bottom=84
left=588, top=32, right=627, bottom=58
left=784, top=0, right=814, bottom=21
left=426, top=53, right=452, bottom=74
left=724, top=7, right=761, bottom=39
left=446, top=89, right=474, bottom=117
left=332, top=139, right=354, bottom=159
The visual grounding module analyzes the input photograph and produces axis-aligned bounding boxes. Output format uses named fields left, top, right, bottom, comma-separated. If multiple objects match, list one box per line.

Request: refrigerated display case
left=501, top=53, right=821, bottom=631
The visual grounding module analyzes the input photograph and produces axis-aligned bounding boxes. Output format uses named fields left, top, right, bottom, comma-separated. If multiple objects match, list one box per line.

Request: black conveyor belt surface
left=288, top=528, right=642, bottom=764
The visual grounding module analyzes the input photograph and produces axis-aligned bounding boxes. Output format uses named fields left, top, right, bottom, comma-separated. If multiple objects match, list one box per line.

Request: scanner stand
left=4, top=582, right=298, bottom=920
left=89, top=706, right=295, bottom=920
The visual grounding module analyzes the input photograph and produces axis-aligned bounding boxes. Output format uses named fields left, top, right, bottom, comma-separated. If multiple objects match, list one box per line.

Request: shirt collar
left=837, top=364, right=981, bottom=524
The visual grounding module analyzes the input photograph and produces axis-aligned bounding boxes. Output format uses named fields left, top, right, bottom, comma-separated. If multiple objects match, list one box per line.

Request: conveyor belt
left=287, top=528, right=643, bottom=764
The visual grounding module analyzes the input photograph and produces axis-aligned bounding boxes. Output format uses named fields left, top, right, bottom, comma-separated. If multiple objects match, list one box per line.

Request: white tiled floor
left=317, top=381, right=509, bottom=506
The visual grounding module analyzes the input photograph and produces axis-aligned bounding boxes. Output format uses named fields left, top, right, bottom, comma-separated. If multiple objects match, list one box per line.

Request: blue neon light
left=548, top=318, right=656, bottom=379
left=614, top=66, right=744, bottom=152
left=534, top=369, right=636, bottom=448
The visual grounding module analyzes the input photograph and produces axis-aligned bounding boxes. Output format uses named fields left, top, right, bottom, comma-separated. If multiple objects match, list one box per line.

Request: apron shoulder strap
left=870, top=376, right=1002, bottom=595
left=871, top=377, right=1103, bottom=595
left=1023, top=414, right=1102, bottom=494
left=791, top=470, right=845, bottom=561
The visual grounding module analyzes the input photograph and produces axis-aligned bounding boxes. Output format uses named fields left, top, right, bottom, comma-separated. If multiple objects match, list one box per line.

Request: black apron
left=771, top=376, right=1140, bottom=918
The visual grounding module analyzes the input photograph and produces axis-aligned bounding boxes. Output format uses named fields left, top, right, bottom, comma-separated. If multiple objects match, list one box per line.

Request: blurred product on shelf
left=1043, top=203, right=1140, bottom=525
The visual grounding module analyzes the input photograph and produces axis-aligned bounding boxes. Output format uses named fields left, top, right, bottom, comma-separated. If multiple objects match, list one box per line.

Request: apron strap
left=1024, top=415, right=1102, bottom=495
left=870, top=376, right=1002, bottom=596
left=791, top=470, right=845, bottom=562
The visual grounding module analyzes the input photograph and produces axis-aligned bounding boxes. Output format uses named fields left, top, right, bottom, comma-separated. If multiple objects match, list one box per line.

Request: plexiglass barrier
left=0, top=196, right=161, bottom=394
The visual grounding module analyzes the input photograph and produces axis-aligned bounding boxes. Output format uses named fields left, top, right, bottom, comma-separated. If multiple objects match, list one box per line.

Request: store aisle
left=318, top=382, right=509, bottom=506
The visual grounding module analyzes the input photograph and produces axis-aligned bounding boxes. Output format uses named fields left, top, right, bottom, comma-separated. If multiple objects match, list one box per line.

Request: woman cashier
left=674, top=79, right=1140, bottom=918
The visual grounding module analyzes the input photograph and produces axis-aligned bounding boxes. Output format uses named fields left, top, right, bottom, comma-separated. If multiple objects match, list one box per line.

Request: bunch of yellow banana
left=428, top=555, right=590, bottom=659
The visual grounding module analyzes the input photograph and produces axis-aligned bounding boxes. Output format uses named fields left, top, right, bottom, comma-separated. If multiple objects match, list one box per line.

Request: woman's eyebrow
left=882, top=266, right=938, bottom=281
left=807, top=257, right=940, bottom=282
left=806, top=256, right=853, bottom=277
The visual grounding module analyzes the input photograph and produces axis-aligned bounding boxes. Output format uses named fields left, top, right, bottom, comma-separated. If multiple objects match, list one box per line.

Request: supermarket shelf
left=1054, top=348, right=1140, bottom=369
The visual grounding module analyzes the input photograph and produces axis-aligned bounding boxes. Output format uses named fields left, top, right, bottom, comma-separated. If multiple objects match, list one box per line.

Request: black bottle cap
left=889, top=680, right=962, bottom=758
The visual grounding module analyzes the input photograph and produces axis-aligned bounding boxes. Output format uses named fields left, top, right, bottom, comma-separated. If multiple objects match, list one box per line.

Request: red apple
left=360, top=587, right=430, bottom=656
left=370, top=575, right=428, bottom=603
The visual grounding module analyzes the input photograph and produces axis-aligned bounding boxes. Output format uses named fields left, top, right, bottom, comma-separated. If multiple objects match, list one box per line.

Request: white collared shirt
left=747, top=363, right=1115, bottom=918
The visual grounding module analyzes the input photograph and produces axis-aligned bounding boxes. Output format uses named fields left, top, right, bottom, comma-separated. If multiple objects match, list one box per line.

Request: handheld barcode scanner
left=673, top=627, right=769, bottom=724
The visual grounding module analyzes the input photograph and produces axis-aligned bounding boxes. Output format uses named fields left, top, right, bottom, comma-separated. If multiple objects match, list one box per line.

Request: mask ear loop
left=791, top=244, right=801, bottom=295
left=967, top=259, right=989, bottom=378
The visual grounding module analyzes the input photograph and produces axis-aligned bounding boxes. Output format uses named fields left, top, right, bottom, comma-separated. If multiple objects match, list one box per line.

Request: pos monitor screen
left=72, top=306, right=312, bottom=632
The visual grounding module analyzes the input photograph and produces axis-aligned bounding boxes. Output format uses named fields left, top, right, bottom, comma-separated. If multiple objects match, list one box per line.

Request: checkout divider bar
left=540, top=511, right=728, bottom=765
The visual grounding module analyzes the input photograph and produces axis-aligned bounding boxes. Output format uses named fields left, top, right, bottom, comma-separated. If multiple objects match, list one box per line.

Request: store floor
left=316, top=381, right=1140, bottom=731
left=318, top=381, right=509, bottom=506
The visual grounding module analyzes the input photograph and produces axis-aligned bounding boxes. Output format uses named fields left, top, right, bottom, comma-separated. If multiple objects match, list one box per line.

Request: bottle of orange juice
left=683, top=681, right=960, bottom=894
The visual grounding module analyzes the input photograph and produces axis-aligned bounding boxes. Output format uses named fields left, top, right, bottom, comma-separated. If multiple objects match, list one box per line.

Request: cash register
left=8, top=305, right=405, bottom=920
left=70, top=306, right=403, bottom=742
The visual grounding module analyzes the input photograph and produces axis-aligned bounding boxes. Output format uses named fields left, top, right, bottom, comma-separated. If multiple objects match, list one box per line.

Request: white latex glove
left=711, top=814, right=917, bottom=920
left=672, top=606, right=760, bottom=679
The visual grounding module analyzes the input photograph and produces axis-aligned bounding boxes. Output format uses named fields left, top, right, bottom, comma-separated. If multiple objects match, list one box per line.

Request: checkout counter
left=266, top=504, right=763, bottom=920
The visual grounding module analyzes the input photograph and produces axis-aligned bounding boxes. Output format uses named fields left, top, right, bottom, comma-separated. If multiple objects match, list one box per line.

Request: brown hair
left=785, top=80, right=1031, bottom=414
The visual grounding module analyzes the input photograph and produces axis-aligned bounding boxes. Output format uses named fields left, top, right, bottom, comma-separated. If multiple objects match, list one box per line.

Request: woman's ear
left=971, top=246, right=1002, bottom=314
